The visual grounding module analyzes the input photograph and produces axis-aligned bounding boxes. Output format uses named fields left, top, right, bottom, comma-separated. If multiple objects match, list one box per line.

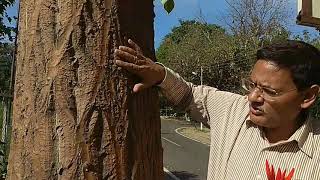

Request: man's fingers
left=128, top=39, right=142, bottom=53
left=115, top=60, right=142, bottom=74
left=118, top=46, right=136, bottom=56
left=115, top=49, right=136, bottom=63
left=133, top=83, right=149, bottom=93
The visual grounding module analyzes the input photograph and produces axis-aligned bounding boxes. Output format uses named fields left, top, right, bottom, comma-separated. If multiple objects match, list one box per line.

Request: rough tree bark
left=7, top=0, right=163, bottom=179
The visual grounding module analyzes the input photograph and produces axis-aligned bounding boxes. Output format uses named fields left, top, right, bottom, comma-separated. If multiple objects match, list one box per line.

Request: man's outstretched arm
left=115, top=39, right=212, bottom=126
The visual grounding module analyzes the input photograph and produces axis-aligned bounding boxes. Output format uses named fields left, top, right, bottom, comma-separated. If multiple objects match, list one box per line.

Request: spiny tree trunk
left=7, top=0, right=163, bottom=179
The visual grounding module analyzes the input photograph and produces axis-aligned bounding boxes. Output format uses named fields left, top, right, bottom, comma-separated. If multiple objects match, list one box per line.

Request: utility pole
left=192, top=66, right=204, bottom=131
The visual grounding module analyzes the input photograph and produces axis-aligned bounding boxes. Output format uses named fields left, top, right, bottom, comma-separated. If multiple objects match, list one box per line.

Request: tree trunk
left=7, top=0, right=163, bottom=179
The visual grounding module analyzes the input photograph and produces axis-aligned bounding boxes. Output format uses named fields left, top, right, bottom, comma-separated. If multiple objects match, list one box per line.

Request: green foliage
left=160, top=0, right=174, bottom=13
left=0, top=103, right=2, bottom=130
left=292, top=30, right=320, bottom=46
left=157, top=20, right=252, bottom=93
left=0, top=101, right=11, bottom=179
left=159, top=94, right=185, bottom=117
left=0, top=43, right=14, bottom=93
left=0, top=0, right=16, bottom=41
left=0, top=42, right=13, bottom=176
left=0, top=103, right=6, bottom=178
left=226, top=0, right=289, bottom=46
left=310, top=99, right=320, bottom=119
left=225, top=0, right=290, bottom=66
left=0, top=140, right=7, bottom=179
left=166, top=20, right=226, bottom=44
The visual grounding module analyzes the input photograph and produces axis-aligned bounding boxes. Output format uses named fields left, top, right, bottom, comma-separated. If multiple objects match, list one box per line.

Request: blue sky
left=154, top=0, right=226, bottom=47
left=5, top=0, right=319, bottom=48
left=154, top=0, right=230, bottom=47
left=154, top=0, right=319, bottom=48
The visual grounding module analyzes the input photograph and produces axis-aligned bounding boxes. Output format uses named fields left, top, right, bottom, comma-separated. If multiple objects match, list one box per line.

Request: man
left=115, top=39, right=320, bottom=179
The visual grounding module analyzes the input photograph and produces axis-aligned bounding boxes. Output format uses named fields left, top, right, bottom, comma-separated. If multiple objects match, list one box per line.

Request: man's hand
left=115, top=39, right=166, bottom=93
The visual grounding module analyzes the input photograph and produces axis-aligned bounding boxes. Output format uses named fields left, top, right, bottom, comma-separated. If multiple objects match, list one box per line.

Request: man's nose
left=248, top=88, right=264, bottom=103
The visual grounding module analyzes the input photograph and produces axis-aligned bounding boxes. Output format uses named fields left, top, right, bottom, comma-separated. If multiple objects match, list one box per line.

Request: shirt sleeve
left=157, top=66, right=249, bottom=128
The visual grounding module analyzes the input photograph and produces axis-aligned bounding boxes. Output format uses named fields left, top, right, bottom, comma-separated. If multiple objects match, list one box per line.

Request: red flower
left=265, top=160, right=295, bottom=180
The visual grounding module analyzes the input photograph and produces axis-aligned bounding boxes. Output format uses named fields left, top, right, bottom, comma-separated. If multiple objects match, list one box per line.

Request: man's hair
left=256, top=40, right=320, bottom=91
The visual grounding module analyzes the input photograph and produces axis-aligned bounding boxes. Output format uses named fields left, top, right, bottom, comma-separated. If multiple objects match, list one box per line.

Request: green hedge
left=311, top=98, right=320, bottom=120
left=0, top=103, right=2, bottom=134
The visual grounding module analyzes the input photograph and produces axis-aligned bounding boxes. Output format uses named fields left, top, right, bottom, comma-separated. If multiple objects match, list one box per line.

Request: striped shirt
left=158, top=67, right=320, bottom=180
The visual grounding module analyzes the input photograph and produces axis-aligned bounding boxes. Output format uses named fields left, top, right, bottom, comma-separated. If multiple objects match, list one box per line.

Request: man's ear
left=301, top=85, right=320, bottom=109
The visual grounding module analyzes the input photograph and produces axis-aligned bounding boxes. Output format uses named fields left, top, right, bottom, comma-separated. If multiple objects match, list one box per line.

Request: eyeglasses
left=241, top=78, right=297, bottom=100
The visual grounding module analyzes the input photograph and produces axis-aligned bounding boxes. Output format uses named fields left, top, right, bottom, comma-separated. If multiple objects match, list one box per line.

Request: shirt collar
left=288, top=117, right=314, bottom=158
left=245, top=115, right=315, bottom=158
left=245, top=114, right=254, bottom=127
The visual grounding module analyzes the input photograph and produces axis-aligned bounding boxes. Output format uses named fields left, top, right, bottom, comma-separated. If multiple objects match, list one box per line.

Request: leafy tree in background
left=293, top=30, right=320, bottom=49
left=157, top=20, right=249, bottom=117
left=157, top=20, right=251, bottom=93
left=0, top=1, right=16, bottom=177
left=225, top=0, right=289, bottom=43
left=0, top=0, right=16, bottom=93
left=157, top=15, right=291, bottom=92
left=0, top=0, right=16, bottom=41
left=224, top=0, right=290, bottom=64
left=0, top=43, right=14, bottom=93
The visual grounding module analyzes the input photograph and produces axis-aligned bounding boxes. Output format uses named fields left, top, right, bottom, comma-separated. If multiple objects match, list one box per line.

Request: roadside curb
left=175, top=127, right=210, bottom=147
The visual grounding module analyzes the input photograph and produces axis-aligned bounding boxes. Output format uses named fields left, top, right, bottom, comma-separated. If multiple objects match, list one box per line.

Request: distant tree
left=0, top=0, right=16, bottom=41
left=0, top=0, right=16, bottom=89
left=0, top=0, right=17, bottom=93
left=225, top=0, right=289, bottom=42
left=293, top=30, right=320, bottom=49
left=157, top=20, right=250, bottom=93
left=0, top=0, right=16, bottom=92
left=310, top=98, right=320, bottom=119
left=313, top=40, right=320, bottom=49
left=224, top=0, right=290, bottom=62
left=0, top=43, right=14, bottom=93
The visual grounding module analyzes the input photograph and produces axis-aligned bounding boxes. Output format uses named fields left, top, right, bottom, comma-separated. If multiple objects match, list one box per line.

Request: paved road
left=162, top=118, right=210, bottom=180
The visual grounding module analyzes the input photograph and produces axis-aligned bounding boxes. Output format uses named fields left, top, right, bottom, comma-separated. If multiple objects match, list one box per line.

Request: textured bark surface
left=8, top=0, right=163, bottom=179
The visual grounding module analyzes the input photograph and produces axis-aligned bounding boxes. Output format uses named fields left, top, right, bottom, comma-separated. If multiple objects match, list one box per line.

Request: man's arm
left=115, top=39, right=247, bottom=128
left=157, top=65, right=214, bottom=127
left=115, top=39, right=213, bottom=126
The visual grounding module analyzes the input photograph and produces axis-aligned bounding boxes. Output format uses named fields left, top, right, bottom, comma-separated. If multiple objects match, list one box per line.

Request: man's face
left=248, top=60, right=304, bottom=130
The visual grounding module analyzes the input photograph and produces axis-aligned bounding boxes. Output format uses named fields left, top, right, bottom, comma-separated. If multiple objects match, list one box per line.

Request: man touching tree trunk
left=7, top=0, right=163, bottom=179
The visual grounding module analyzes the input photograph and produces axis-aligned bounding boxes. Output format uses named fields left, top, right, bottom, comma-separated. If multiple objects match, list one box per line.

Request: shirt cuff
left=155, top=62, right=176, bottom=90
left=155, top=62, right=167, bottom=85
